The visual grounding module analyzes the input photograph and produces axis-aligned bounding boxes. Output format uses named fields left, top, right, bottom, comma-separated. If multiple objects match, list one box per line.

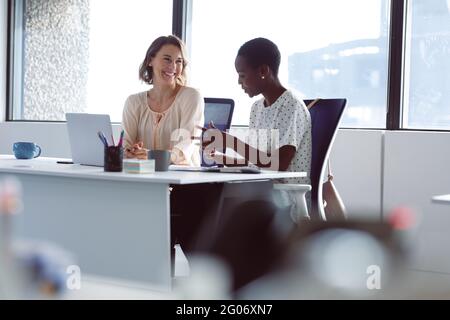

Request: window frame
left=6, top=0, right=24, bottom=121
left=385, top=0, right=405, bottom=130
left=5, top=0, right=450, bottom=132
left=6, top=0, right=177, bottom=123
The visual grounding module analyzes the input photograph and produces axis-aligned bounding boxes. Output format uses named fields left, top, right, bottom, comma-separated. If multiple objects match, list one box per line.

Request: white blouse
left=249, top=89, right=312, bottom=185
left=122, top=86, right=204, bottom=166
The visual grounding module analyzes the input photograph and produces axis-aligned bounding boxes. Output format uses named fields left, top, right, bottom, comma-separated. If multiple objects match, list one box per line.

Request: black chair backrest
left=304, top=98, right=347, bottom=220
left=202, top=98, right=235, bottom=166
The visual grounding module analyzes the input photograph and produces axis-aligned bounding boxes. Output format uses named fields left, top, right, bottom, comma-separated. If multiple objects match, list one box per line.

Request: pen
left=118, top=130, right=124, bottom=147
left=97, top=131, right=108, bottom=147
left=57, top=161, right=74, bottom=164
left=100, top=131, right=109, bottom=146
left=111, top=134, right=115, bottom=147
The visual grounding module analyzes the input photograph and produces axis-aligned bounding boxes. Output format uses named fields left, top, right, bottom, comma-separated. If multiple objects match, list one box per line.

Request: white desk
left=0, top=155, right=305, bottom=290
left=432, top=194, right=450, bottom=205
left=64, top=275, right=176, bottom=300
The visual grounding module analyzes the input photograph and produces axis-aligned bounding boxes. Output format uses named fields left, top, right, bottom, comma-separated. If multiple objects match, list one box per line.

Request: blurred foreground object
left=1, top=176, right=75, bottom=299
left=238, top=219, right=412, bottom=299
left=12, top=240, right=76, bottom=298
left=0, top=176, right=23, bottom=299
left=198, top=199, right=426, bottom=298
left=237, top=206, right=427, bottom=299
left=175, top=254, right=231, bottom=300
left=244, top=219, right=409, bottom=299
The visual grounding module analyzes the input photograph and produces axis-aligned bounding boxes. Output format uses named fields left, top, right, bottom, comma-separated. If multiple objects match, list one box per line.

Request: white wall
left=0, top=122, right=122, bottom=158
left=383, top=131, right=450, bottom=273
left=331, top=129, right=450, bottom=275
left=333, top=130, right=450, bottom=275
left=0, top=122, right=70, bottom=157
left=331, top=129, right=383, bottom=220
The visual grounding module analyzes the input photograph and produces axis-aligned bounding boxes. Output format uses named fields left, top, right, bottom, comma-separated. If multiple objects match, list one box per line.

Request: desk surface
left=0, top=155, right=306, bottom=185
left=64, top=275, right=175, bottom=300
left=432, top=194, right=450, bottom=204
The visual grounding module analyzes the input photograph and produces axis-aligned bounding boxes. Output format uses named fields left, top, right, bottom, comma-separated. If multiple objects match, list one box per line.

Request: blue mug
left=13, top=142, right=42, bottom=159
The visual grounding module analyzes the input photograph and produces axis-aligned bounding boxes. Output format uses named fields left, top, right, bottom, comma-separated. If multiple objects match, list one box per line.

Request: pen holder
left=104, top=146, right=123, bottom=172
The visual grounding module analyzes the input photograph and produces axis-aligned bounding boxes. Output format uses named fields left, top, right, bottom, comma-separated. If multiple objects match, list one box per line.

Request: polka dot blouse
left=248, top=90, right=311, bottom=185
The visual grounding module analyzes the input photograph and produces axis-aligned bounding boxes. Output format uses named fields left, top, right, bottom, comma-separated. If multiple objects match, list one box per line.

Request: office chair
left=201, top=98, right=235, bottom=166
left=275, top=99, right=347, bottom=221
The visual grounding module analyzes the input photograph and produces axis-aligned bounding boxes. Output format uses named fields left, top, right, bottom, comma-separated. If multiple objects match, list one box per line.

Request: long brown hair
left=139, top=35, right=188, bottom=86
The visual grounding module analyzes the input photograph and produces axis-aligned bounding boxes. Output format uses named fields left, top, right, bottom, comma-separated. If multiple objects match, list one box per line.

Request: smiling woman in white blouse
left=122, top=35, right=204, bottom=166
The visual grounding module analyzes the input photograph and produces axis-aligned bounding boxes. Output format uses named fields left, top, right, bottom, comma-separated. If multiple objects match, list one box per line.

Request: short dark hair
left=237, top=38, right=281, bottom=76
left=139, top=35, right=188, bottom=85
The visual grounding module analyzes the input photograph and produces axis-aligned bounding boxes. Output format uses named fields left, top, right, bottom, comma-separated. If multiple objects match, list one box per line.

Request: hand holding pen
left=125, top=141, right=148, bottom=159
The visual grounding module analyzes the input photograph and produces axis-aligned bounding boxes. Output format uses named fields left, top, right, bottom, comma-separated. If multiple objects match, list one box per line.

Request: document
left=169, top=165, right=261, bottom=174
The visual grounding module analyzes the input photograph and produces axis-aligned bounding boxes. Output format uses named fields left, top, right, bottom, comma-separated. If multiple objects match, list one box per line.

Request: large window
left=10, top=0, right=172, bottom=122
left=189, top=0, right=391, bottom=127
left=402, top=0, right=450, bottom=129
left=6, top=0, right=450, bottom=131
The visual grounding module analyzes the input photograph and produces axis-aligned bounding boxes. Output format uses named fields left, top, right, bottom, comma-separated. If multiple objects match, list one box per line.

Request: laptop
left=65, top=113, right=113, bottom=166
left=202, top=98, right=234, bottom=167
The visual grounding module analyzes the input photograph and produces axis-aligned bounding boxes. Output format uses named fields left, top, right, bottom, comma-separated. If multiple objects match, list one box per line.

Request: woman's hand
left=170, top=147, right=188, bottom=165
left=125, top=141, right=148, bottom=159
left=205, top=149, right=245, bottom=167
left=198, top=121, right=232, bottom=151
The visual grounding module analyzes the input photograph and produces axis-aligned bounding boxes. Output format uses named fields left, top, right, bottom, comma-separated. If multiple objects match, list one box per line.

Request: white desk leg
left=12, top=174, right=171, bottom=291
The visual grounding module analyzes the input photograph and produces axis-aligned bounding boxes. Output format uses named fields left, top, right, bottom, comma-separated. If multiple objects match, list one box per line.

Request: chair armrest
left=273, top=183, right=311, bottom=223
left=273, top=184, right=311, bottom=192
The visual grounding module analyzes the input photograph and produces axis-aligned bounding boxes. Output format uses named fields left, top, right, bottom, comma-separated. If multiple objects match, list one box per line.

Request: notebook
left=169, top=165, right=261, bottom=174
left=65, top=113, right=113, bottom=166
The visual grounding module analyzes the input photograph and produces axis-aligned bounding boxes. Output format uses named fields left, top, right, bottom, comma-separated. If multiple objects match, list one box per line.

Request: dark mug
left=148, top=150, right=170, bottom=172
left=104, top=146, right=123, bottom=172
left=13, top=142, right=42, bottom=159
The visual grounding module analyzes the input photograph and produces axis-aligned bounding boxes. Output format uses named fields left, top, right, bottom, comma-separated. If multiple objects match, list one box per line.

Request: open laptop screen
left=202, top=98, right=234, bottom=167
left=65, top=113, right=113, bottom=166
